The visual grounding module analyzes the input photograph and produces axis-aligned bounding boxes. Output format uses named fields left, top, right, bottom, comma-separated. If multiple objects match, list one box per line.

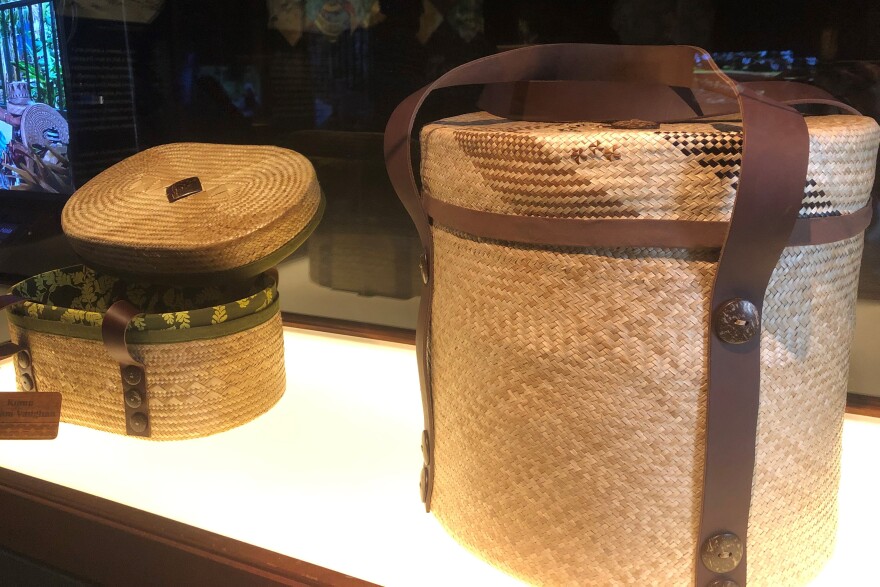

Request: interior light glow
left=0, top=328, right=875, bottom=586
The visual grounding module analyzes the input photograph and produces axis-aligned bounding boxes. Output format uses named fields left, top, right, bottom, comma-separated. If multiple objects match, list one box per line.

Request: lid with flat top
left=62, top=142, right=324, bottom=283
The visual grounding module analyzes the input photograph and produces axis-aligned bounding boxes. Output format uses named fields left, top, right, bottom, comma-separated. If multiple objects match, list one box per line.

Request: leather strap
left=696, top=90, right=809, bottom=587
left=427, top=196, right=872, bottom=249
left=103, top=300, right=151, bottom=438
left=0, top=294, right=26, bottom=310
left=384, top=44, right=851, bottom=586
left=477, top=78, right=861, bottom=122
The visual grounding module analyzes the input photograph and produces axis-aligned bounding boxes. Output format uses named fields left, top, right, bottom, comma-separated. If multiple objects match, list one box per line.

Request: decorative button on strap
left=16, top=350, right=31, bottom=370
left=129, top=412, right=148, bottom=433
left=419, top=466, right=429, bottom=503
left=123, top=365, right=143, bottom=386
left=701, top=532, right=744, bottom=574
left=125, top=389, right=143, bottom=409
left=714, top=298, right=760, bottom=345
left=421, top=430, right=431, bottom=465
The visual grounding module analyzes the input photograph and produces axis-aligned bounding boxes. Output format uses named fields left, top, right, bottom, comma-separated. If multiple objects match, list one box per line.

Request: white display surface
left=0, top=328, right=876, bottom=586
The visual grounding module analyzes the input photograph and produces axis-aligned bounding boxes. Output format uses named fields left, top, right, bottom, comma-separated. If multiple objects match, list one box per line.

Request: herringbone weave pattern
left=422, top=112, right=879, bottom=586
left=10, top=311, right=285, bottom=440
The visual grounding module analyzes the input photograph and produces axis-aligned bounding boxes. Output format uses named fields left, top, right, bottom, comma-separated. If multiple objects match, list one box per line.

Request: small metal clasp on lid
left=166, top=176, right=203, bottom=202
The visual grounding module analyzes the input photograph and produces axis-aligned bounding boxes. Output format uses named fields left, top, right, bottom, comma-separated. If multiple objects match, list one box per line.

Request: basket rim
left=7, top=299, right=280, bottom=345
left=7, top=264, right=280, bottom=344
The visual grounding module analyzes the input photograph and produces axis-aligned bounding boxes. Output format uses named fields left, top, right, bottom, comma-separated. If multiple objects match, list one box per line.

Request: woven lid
left=62, top=143, right=323, bottom=282
left=421, top=113, right=880, bottom=223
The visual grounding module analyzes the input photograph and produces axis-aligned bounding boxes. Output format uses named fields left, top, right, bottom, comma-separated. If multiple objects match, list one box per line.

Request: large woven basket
left=385, top=44, right=880, bottom=586
left=4, top=143, right=323, bottom=439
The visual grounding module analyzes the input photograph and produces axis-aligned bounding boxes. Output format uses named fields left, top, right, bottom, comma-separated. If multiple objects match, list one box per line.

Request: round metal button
left=419, top=254, right=429, bottom=285
left=129, top=412, right=148, bottom=433
left=701, top=532, right=743, bottom=574
left=419, top=466, right=429, bottom=503
left=16, top=350, right=31, bottom=370
left=421, top=430, right=431, bottom=465
left=714, top=298, right=760, bottom=345
left=20, top=373, right=34, bottom=392
left=707, top=579, right=739, bottom=587
left=125, top=389, right=143, bottom=409
left=123, top=365, right=143, bottom=386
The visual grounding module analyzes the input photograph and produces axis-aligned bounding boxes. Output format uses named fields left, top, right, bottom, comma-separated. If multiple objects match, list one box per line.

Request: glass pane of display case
left=0, top=1, right=878, bottom=585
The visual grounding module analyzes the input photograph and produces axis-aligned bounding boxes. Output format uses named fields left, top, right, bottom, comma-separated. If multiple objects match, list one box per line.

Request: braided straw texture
left=62, top=143, right=322, bottom=275
left=10, top=310, right=285, bottom=440
left=20, top=103, right=69, bottom=149
left=422, top=114, right=880, bottom=586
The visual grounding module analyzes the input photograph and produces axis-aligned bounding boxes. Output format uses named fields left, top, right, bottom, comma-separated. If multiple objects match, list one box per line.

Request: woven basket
left=5, top=143, right=323, bottom=439
left=7, top=266, right=284, bottom=440
left=385, top=44, right=880, bottom=586
left=421, top=113, right=877, bottom=586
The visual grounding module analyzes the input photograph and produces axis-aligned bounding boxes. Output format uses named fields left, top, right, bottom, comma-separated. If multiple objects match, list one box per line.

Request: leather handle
left=102, top=300, right=143, bottom=367
left=475, top=78, right=862, bottom=121
left=103, top=300, right=151, bottom=437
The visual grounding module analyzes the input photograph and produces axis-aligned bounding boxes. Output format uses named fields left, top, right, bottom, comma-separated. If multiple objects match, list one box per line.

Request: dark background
left=2, top=0, right=880, bottom=304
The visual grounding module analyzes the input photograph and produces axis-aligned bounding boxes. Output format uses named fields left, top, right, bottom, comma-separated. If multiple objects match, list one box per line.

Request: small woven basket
left=5, top=143, right=323, bottom=439
left=8, top=266, right=284, bottom=440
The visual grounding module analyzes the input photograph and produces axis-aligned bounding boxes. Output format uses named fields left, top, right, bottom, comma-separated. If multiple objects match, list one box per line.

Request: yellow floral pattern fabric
left=10, top=265, right=276, bottom=331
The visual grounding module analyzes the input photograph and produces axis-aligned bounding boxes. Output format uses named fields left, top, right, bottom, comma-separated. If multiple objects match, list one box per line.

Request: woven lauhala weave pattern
left=10, top=311, right=286, bottom=440
left=62, top=143, right=322, bottom=275
left=421, top=114, right=879, bottom=221
left=430, top=233, right=862, bottom=586
left=422, top=114, right=879, bottom=586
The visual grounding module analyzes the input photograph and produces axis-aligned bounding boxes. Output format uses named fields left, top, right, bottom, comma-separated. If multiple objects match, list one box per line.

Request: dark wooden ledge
left=0, top=467, right=376, bottom=587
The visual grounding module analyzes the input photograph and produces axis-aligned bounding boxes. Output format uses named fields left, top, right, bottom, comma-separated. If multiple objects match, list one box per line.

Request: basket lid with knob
left=62, top=142, right=324, bottom=283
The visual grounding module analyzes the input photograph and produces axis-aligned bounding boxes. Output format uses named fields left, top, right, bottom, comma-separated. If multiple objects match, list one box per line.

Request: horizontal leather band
left=425, top=195, right=872, bottom=248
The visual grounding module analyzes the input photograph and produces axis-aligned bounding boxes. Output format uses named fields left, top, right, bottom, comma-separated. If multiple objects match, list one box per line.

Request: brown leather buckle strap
left=102, top=300, right=151, bottom=438
left=695, top=89, right=810, bottom=587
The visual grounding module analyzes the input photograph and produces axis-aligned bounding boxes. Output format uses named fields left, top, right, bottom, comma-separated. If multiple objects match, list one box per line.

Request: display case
left=0, top=1, right=879, bottom=586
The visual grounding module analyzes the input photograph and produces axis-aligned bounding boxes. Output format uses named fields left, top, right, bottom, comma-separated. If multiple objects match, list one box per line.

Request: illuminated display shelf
left=0, top=328, right=877, bottom=586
